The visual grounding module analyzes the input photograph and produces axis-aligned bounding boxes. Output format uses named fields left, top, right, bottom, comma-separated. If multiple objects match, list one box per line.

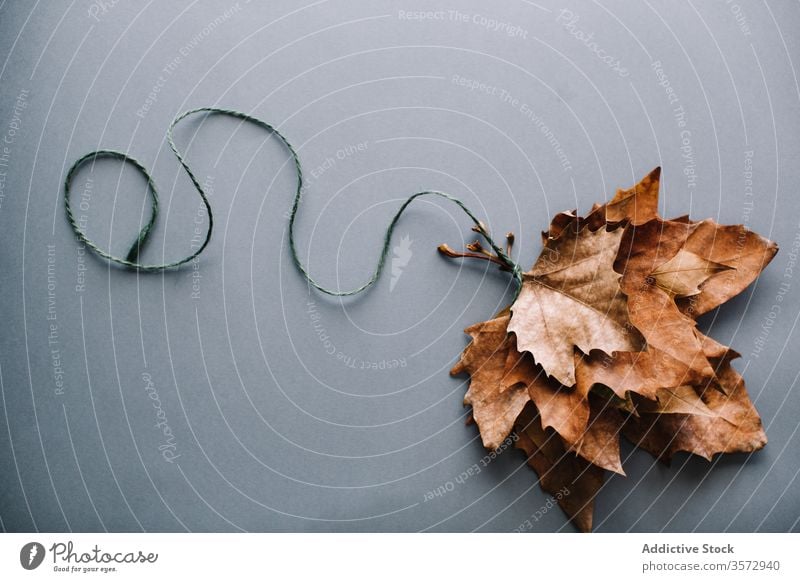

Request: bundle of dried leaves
left=445, top=168, right=778, bottom=532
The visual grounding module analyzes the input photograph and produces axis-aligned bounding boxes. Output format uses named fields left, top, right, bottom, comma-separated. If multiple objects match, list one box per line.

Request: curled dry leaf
left=447, top=167, right=777, bottom=531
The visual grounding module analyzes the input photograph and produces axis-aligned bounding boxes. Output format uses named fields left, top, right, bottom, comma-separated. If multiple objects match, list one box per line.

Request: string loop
left=64, top=107, right=522, bottom=293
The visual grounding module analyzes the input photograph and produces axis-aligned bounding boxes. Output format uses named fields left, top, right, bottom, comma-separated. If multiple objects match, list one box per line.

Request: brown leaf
left=543, top=210, right=579, bottom=244
left=677, top=220, right=779, bottom=317
left=572, top=397, right=626, bottom=475
left=514, top=404, right=605, bottom=532
left=617, top=219, right=715, bottom=376
left=509, top=222, right=643, bottom=386
left=526, top=369, right=590, bottom=450
left=591, top=384, right=638, bottom=415
left=501, top=334, right=537, bottom=388
left=574, top=346, right=714, bottom=401
left=615, top=217, right=694, bottom=280
left=622, top=362, right=767, bottom=461
left=445, top=167, right=776, bottom=532
left=651, top=249, right=732, bottom=298
left=499, top=329, right=592, bottom=448
left=697, top=330, right=736, bottom=362
left=543, top=167, right=661, bottom=242
left=544, top=206, right=609, bottom=245
left=451, top=315, right=530, bottom=450
left=605, top=166, right=661, bottom=225
left=635, top=384, right=717, bottom=416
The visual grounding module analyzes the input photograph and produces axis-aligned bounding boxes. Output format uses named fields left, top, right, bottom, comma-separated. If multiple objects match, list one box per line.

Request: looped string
left=64, top=107, right=523, bottom=295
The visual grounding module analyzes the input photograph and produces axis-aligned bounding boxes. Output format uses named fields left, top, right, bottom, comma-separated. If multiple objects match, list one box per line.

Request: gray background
left=0, top=0, right=798, bottom=533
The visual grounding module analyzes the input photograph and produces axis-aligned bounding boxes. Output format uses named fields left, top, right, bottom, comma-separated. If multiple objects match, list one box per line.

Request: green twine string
left=64, top=107, right=522, bottom=295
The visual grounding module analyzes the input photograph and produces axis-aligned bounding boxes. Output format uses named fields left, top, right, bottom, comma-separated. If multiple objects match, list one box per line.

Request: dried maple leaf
left=451, top=315, right=529, bottom=451
left=622, top=361, right=767, bottom=461
left=574, top=346, right=714, bottom=401
left=508, top=222, right=643, bottom=387
left=651, top=249, right=732, bottom=298
left=526, top=373, right=590, bottom=452
left=541, top=166, right=662, bottom=242
left=514, top=404, right=605, bottom=533
left=616, top=218, right=717, bottom=376
left=445, top=167, right=777, bottom=531
left=677, top=220, right=779, bottom=317
left=634, top=384, right=717, bottom=417
left=573, top=395, right=626, bottom=475
left=605, top=166, right=661, bottom=225
left=455, top=315, right=621, bottom=474
left=503, top=341, right=591, bottom=451
left=452, top=315, right=592, bottom=451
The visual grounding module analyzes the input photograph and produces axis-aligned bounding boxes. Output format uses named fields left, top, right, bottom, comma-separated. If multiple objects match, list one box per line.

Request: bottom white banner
left=0, top=533, right=795, bottom=580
